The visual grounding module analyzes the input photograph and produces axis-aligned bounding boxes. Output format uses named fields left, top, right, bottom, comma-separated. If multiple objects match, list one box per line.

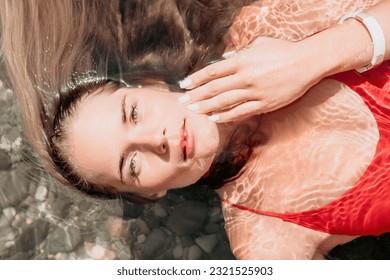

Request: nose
left=132, top=127, right=167, bottom=155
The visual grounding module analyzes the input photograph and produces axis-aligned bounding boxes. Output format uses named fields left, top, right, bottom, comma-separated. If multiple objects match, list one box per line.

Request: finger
left=208, top=101, right=264, bottom=123
left=179, top=58, right=237, bottom=89
left=189, top=89, right=250, bottom=114
left=179, top=73, right=243, bottom=105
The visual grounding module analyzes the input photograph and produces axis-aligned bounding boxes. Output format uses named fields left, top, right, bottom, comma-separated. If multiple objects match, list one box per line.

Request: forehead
left=67, top=88, right=123, bottom=184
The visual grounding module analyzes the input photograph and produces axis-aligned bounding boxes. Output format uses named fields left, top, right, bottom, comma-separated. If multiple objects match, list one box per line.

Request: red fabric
left=224, top=61, right=390, bottom=235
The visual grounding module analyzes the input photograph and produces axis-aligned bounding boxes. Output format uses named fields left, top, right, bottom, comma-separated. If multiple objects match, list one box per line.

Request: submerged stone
left=195, top=234, right=218, bottom=254
left=166, top=201, right=208, bottom=235
left=143, top=228, right=168, bottom=258
left=0, top=150, right=11, bottom=170
left=186, top=245, right=202, bottom=260
left=46, top=226, right=82, bottom=254
left=17, top=219, right=50, bottom=252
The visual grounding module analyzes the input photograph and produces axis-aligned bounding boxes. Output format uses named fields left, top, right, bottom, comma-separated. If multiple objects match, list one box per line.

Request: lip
left=180, top=118, right=194, bottom=161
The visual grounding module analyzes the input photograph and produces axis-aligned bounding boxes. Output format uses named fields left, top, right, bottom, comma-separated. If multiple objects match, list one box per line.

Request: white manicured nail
left=178, top=94, right=190, bottom=103
left=208, top=115, right=220, bottom=122
left=187, top=103, right=200, bottom=112
left=179, top=78, right=192, bottom=89
left=222, top=50, right=236, bottom=59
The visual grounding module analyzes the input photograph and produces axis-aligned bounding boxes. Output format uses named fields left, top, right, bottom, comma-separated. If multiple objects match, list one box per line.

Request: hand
left=178, top=37, right=322, bottom=123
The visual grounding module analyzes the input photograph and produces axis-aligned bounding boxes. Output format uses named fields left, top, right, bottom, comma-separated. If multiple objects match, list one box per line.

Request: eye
left=131, top=103, right=138, bottom=125
left=129, top=153, right=139, bottom=178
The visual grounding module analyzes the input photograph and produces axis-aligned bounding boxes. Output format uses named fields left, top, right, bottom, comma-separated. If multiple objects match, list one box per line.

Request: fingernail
left=187, top=103, right=200, bottom=112
left=178, top=94, right=189, bottom=103
left=208, top=115, right=220, bottom=122
left=222, top=50, right=236, bottom=59
left=179, top=78, right=192, bottom=89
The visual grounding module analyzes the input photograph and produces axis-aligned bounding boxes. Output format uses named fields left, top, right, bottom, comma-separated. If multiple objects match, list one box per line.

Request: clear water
left=0, top=0, right=387, bottom=260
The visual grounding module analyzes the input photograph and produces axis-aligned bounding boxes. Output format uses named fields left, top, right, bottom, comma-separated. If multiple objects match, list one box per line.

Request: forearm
left=300, top=0, right=390, bottom=79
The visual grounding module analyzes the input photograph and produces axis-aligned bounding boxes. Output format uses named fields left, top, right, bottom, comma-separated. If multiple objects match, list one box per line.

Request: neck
left=215, top=121, right=240, bottom=153
left=200, top=116, right=264, bottom=188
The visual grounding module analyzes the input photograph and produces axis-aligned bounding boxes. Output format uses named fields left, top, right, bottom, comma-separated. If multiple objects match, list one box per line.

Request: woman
left=1, top=0, right=390, bottom=259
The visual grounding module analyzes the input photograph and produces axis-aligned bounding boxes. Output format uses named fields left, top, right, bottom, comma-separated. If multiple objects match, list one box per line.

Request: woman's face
left=68, top=85, right=220, bottom=198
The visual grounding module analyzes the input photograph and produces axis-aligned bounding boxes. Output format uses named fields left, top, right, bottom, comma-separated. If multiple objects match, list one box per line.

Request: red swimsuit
left=224, top=61, right=390, bottom=236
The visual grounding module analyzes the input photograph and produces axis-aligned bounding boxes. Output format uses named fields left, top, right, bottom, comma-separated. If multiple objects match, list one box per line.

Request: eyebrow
left=121, top=95, right=127, bottom=123
left=119, top=155, right=124, bottom=184
left=119, top=95, right=126, bottom=184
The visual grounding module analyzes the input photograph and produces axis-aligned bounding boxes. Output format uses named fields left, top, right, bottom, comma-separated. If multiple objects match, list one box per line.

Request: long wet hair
left=0, top=0, right=256, bottom=201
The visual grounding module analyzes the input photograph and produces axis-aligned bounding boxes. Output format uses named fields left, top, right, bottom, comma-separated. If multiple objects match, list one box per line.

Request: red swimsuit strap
left=222, top=199, right=285, bottom=218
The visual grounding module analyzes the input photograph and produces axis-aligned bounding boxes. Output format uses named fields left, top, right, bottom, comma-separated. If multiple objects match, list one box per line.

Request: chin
left=189, top=156, right=213, bottom=178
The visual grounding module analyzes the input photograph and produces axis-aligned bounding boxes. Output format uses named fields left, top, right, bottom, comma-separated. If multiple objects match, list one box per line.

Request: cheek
left=140, top=160, right=181, bottom=189
left=170, top=167, right=204, bottom=188
left=193, top=119, right=219, bottom=156
left=182, top=154, right=214, bottom=185
left=137, top=158, right=212, bottom=193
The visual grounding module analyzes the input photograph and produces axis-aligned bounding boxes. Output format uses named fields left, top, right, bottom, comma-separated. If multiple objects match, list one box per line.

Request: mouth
left=180, top=118, right=194, bottom=161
